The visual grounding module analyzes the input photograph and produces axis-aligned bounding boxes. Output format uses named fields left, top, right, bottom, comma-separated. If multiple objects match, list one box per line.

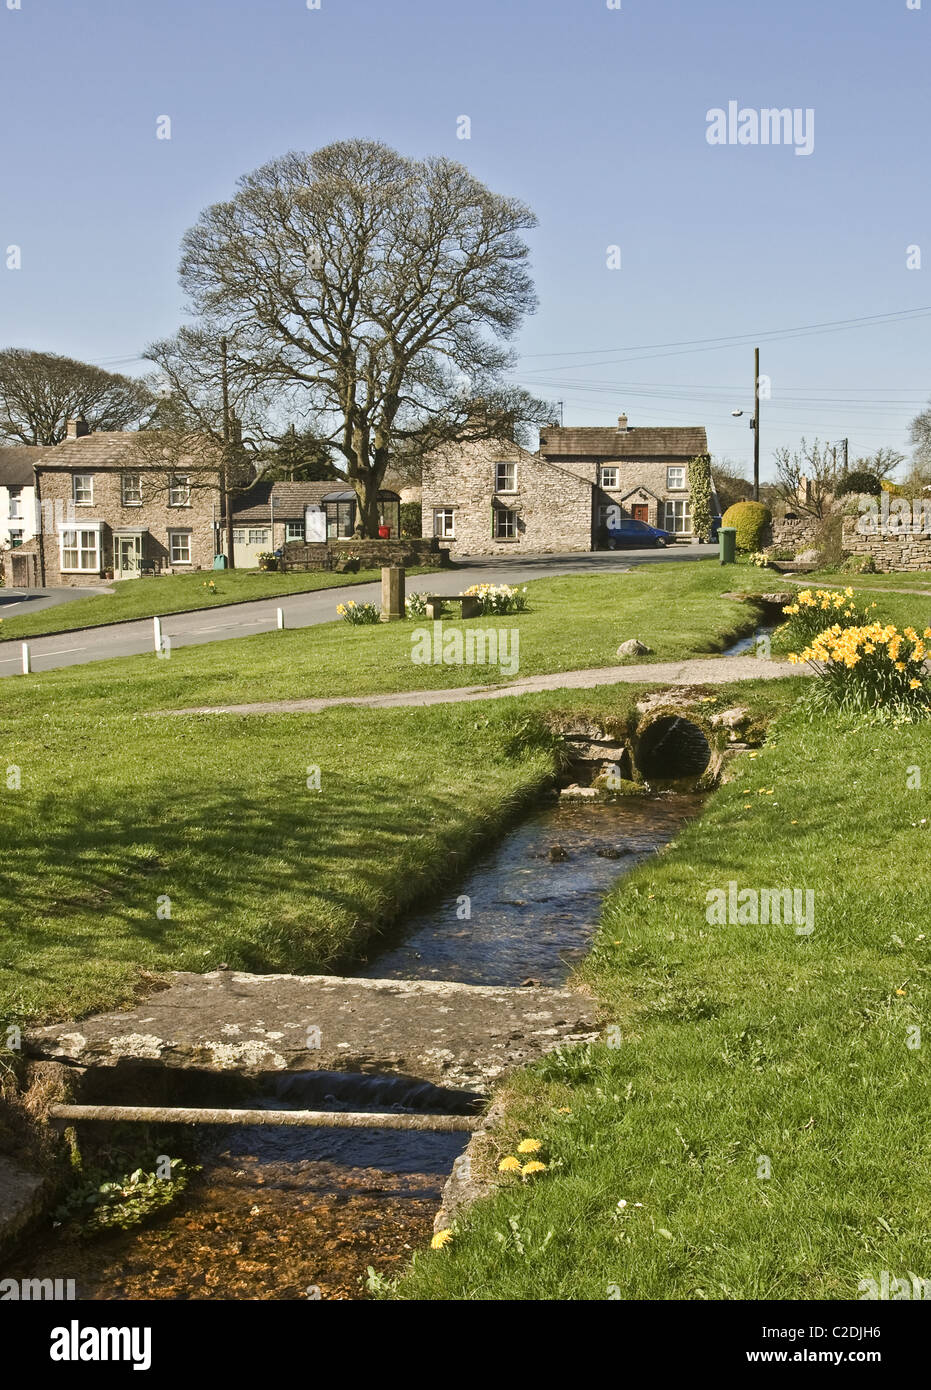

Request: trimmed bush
left=720, top=500, right=772, bottom=551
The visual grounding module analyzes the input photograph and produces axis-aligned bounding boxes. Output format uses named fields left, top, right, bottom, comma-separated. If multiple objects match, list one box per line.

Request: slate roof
left=0, top=445, right=47, bottom=486
left=539, top=425, right=708, bottom=460
left=36, top=431, right=222, bottom=470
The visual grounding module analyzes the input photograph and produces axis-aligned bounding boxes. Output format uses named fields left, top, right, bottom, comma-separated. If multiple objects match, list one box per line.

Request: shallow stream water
left=8, top=794, right=702, bottom=1300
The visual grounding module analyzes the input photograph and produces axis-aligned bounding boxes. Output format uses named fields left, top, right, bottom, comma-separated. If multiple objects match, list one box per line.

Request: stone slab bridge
left=28, top=970, right=600, bottom=1100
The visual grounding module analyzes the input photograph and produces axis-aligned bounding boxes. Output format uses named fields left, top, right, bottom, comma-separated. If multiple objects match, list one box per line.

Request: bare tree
left=773, top=438, right=841, bottom=519
left=851, top=446, right=905, bottom=480
left=908, top=402, right=931, bottom=484
left=170, top=140, right=548, bottom=537
left=0, top=348, right=153, bottom=445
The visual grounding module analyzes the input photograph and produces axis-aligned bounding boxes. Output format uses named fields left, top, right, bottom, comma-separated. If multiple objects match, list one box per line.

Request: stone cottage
left=227, top=479, right=402, bottom=567
left=26, top=419, right=222, bottom=586
left=420, top=416, right=711, bottom=555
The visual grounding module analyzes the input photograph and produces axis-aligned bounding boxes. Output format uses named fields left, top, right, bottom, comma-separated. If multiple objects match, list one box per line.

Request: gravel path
left=156, top=654, right=805, bottom=717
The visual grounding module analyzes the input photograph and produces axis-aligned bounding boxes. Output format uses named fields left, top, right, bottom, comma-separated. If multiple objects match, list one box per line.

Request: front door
left=631, top=504, right=649, bottom=524
left=116, top=534, right=143, bottom=579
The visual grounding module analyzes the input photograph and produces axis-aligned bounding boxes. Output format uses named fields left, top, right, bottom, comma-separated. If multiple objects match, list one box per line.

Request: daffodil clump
left=789, top=621, right=931, bottom=717
left=462, top=583, right=529, bottom=616
left=780, top=586, right=871, bottom=647
left=335, top=599, right=380, bottom=625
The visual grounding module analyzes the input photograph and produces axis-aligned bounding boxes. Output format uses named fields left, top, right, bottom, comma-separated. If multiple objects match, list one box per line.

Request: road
left=0, top=543, right=712, bottom=677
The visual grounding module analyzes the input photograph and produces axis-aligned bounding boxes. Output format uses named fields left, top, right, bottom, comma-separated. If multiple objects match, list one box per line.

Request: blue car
left=607, top=517, right=674, bottom=549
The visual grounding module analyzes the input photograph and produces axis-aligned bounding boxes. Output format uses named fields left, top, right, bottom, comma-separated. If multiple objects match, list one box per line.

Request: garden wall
left=841, top=515, right=931, bottom=572
left=279, top=537, right=451, bottom=572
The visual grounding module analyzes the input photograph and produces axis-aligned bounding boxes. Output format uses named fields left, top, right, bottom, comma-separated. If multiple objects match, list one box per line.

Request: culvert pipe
left=635, top=715, right=712, bottom=782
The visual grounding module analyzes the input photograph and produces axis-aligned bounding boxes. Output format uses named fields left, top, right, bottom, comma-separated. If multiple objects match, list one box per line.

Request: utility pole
left=752, top=346, right=760, bottom=502
left=221, top=335, right=236, bottom=569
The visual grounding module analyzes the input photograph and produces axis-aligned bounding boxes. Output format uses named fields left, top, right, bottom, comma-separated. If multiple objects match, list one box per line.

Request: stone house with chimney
left=421, top=415, right=711, bottom=556
left=20, top=417, right=223, bottom=587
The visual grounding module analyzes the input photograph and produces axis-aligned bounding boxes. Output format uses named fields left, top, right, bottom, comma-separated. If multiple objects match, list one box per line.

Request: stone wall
left=279, top=536, right=450, bottom=571
left=771, top=514, right=818, bottom=550
left=36, top=467, right=217, bottom=586
left=842, top=515, right=931, bottom=571
left=422, top=439, right=593, bottom=556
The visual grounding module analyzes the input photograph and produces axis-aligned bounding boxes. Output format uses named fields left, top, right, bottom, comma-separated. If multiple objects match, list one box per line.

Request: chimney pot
left=617, top=414, right=628, bottom=430
left=66, top=415, right=90, bottom=439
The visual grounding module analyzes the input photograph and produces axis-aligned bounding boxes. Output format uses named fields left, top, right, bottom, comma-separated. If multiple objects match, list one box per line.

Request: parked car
left=607, top=517, right=674, bottom=549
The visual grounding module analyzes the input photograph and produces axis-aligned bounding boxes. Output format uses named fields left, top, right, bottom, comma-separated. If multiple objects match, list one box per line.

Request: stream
left=6, top=794, right=702, bottom=1300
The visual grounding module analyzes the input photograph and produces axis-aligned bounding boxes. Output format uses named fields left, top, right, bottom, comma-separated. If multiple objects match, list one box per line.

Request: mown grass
left=805, top=570, right=931, bottom=591
left=393, top=703, right=931, bottom=1301
left=0, top=566, right=399, bottom=641
left=0, top=564, right=787, bottom=717
left=0, top=696, right=562, bottom=1025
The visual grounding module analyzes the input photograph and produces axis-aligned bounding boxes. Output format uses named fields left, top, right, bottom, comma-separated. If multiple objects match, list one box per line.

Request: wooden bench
left=425, top=593, right=482, bottom=620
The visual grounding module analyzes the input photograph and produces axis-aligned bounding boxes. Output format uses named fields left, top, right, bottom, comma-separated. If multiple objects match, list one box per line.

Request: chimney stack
left=617, top=413, right=628, bottom=430
left=66, top=415, right=90, bottom=439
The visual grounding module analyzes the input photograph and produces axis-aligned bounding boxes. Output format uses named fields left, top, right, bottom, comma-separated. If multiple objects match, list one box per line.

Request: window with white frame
left=494, top=461, right=517, bottom=493
left=433, top=508, right=455, bottom=538
left=121, top=472, right=143, bottom=506
left=73, top=474, right=94, bottom=505
left=232, top=530, right=246, bottom=544
left=248, top=528, right=270, bottom=546
left=60, top=527, right=100, bottom=572
left=169, top=530, right=192, bottom=564
left=8, top=530, right=23, bottom=548
left=7, top=487, right=23, bottom=518
left=493, top=507, right=518, bottom=540
left=600, top=466, right=620, bottom=489
left=169, top=474, right=191, bottom=506
left=664, top=499, right=692, bottom=534
left=666, top=466, right=687, bottom=490
left=285, top=521, right=305, bottom=542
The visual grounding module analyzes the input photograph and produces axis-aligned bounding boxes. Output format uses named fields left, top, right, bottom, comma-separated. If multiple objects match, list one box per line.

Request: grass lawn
left=804, top=570, right=931, bottom=591
left=393, top=702, right=931, bottom=1301
left=0, top=566, right=405, bottom=642
left=0, top=563, right=795, bottom=719
left=0, top=693, right=565, bottom=1025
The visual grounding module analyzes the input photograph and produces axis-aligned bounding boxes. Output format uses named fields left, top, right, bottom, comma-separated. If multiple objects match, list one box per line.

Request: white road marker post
left=21, top=642, right=30, bottom=675
left=153, top=616, right=162, bottom=653
left=277, top=607, right=284, bottom=630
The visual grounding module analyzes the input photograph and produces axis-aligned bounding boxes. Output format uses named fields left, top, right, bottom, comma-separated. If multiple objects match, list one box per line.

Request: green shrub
left=688, top=454, right=713, bottom=542
left=842, top=553, right=877, bottom=574
left=836, top=470, right=881, bottom=497
left=720, top=500, right=772, bottom=551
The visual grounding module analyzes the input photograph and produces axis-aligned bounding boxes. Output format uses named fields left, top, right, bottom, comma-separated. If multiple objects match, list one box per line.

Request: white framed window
left=285, top=521, right=305, bottom=542
left=666, top=466, right=687, bottom=491
left=248, top=528, right=270, bottom=546
left=494, top=461, right=517, bottom=493
left=664, top=499, right=692, bottom=534
left=433, top=508, right=455, bottom=539
left=169, top=529, right=192, bottom=564
left=60, top=526, right=100, bottom=572
left=7, top=487, right=23, bottom=519
left=73, top=474, right=94, bottom=506
left=169, top=474, right=191, bottom=506
left=8, top=529, right=23, bottom=548
left=122, top=472, right=142, bottom=506
left=232, top=529, right=246, bottom=544
left=493, top=508, right=518, bottom=540
left=600, top=466, right=620, bottom=489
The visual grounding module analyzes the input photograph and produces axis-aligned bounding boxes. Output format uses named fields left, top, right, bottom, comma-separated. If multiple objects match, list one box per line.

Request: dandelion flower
left=521, top=1160, right=547, bottom=1176
left=431, top=1229, right=453, bottom=1249
left=498, top=1156, right=521, bottom=1173
left=517, top=1138, right=542, bottom=1154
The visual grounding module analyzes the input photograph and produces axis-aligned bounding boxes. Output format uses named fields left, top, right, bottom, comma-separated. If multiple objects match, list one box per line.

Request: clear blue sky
left=2, top=0, right=929, bottom=476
